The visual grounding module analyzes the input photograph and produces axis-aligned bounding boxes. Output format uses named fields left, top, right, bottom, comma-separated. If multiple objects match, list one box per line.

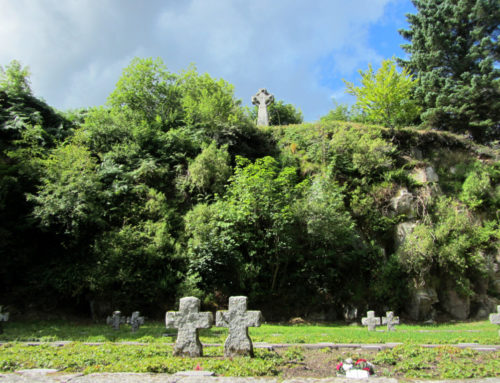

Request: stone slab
left=174, top=371, right=216, bottom=376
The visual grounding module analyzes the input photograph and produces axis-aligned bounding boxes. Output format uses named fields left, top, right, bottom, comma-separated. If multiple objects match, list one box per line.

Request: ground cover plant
left=0, top=342, right=499, bottom=379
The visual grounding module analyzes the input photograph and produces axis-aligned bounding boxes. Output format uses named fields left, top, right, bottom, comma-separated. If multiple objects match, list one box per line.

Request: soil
left=276, top=347, right=388, bottom=379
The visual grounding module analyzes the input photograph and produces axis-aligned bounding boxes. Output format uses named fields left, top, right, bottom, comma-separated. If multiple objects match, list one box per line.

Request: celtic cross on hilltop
left=252, top=88, right=274, bottom=126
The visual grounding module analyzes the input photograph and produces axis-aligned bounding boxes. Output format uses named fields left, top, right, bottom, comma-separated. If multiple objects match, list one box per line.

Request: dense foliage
left=399, top=0, right=500, bottom=142
left=1, top=56, right=499, bottom=321
left=344, top=58, right=420, bottom=129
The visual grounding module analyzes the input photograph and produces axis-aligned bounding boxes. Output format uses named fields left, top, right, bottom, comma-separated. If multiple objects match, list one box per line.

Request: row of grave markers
left=1, top=301, right=500, bottom=358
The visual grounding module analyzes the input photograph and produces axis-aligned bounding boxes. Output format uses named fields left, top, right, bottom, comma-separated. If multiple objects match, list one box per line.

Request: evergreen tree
left=399, top=0, right=500, bottom=142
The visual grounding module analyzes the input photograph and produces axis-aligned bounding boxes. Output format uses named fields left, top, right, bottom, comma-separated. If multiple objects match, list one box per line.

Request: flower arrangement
left=336, top=357, right=375, bottom=377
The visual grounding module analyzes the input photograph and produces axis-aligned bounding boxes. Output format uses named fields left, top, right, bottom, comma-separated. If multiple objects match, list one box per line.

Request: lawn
left=0, top=320, right=499, bottom=379
left=0, top=319, right=498, bottom=345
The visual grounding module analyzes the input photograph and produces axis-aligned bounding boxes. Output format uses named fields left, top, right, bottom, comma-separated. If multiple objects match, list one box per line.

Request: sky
left=0, top=0, right=416, bottom=122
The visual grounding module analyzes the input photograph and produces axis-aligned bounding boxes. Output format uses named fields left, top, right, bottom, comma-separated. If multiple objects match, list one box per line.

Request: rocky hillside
left=264, top=122, right=499, bottom=321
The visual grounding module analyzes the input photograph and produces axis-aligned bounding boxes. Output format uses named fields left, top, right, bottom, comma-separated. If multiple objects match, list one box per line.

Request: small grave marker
left=127, top=311, right=145, bottom=332
left=361, top=311, right=381, bottom=331
left=216, top=296, right=263, bottom=357
left=0, top=306, right=9, bottom=334
left=106, top=311, right=126, bottom=330
left=489, top=305, right=500, bottom=336
left=252, top=88, right=274, bottom=126
left=382, top=311, right=400, bottom=331
left=165, top=297, right=213, bottom=357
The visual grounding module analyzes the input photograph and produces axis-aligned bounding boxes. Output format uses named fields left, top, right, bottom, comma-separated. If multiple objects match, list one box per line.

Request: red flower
left=355, top=358, right=367, bottom=365
left=195, top=364, right=202, bottom=371
left=336, top=362, right=343, bottom=371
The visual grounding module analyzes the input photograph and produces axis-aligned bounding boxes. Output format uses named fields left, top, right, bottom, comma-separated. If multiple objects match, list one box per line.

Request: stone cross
left=490, top=305, right=500, bottom=336
left=127, top=311, right=145, bottom=332
left=106, top=310, right=126, bottom=330
left=382, top=311, right=400, bottom=331
left=252, top=88, right=274, bottom=126
left=361, top=311, right=381, bottom=331
left=0, top=306, right=9, bottom=334
left=216, top=296, right=263, bottom=357
left=165, top=297, right=214, bottom=357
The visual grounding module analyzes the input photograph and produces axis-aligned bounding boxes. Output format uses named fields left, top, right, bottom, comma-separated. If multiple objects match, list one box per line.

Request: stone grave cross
left=0, top=306, right=9, bottom=334
left=165, top=297, right=213, bottom=357
left=216, top=296, right=263, bottom=357
left=252, top=88, right=274, bottom=126
left=382, top=311, right=400, bottom=331
left=127, top=311, right=145, bottom=332
left=106, top=310, right=126, bottom=330
left=490, top=305, right=500, bottom=336
left=361, top=310, right=381, bottom=331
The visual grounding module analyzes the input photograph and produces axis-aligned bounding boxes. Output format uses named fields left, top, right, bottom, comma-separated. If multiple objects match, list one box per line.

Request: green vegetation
left=0, top=339, right=499, bottom=379
left=1, top=320, right=499, bottom=345
left=0, top=0, right=499, bottom=324
left=399, top=0, right=500, bottom=142
left=344, top=58, right=420, bottom=129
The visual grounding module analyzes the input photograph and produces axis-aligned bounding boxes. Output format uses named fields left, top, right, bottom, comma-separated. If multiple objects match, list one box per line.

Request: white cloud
left=0, top=0, right=399, bottom=121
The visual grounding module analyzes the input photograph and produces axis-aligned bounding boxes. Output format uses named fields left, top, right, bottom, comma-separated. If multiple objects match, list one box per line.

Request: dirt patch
left=277, top=347, right=386, bottom=379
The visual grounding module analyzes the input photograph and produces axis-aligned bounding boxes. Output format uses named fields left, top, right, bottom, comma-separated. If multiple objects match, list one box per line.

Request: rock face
left=411, top=166, right=439, bottom=183
left=394, top=221, right=417, bottom=249
left=440, top=283, right=470, bottom=320
left=216, top=296, right=262, bottom=357
left=165, top=297, right=214, bottom=357
left=407, top=287, right=438, bottom=321
left=391, top=188, right=416, bottom=218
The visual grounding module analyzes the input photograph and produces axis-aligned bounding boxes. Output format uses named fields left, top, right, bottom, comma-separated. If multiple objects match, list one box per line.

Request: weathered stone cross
left=216, top=296, right=263, bottom=357
left=127, top=311, right=145, bottom=332
left=252, top=88, right=274, bottom=126
left=0, top=306, right=9, bottom=334
left=106, top=310, right=126, bottom=330
left=361, top=310, right=381, bottom=331
left=490, top=305, right=500, bottom=336
left=382, top=311, right=400, bottom=331
left=166, top=297, right=214, bottom=357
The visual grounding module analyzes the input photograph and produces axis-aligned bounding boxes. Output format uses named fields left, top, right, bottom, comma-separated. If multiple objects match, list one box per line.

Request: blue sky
left=0, top=0, right=416, bottom=122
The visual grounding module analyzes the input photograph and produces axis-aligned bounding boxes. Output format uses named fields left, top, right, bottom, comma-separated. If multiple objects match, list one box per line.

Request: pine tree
left=399, top=0, right=500, bottom=142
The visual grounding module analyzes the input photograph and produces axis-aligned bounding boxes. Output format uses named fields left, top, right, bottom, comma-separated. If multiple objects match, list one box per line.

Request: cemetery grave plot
left=0, top=342, right=498, bottom=379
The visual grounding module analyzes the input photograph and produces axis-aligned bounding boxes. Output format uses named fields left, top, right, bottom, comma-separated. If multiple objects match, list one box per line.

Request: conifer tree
left=399, top=0, right=499, bottom=142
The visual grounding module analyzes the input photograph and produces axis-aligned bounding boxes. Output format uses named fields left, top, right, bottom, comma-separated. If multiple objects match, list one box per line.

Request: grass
left=0, top=319, right=498, bottom=345
left=0, top=320, right=499, bottom=379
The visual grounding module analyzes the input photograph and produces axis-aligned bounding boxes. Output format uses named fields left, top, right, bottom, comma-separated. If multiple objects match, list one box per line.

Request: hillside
left=259, top=122, right=499, bottom=321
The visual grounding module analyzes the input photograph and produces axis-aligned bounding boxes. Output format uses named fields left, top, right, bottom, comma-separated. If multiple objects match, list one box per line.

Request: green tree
left=184, top=141, right=232, bottom=197
left=0, top=60, right=31, bottom=94
left=344, top=58, right=420, bottom=129
left=399, top=0, right=500, bottom=141
left=107, top=57, right=183, bottom=128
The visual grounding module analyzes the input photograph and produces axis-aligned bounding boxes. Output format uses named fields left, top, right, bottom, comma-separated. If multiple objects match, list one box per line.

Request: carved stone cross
left=0, top=306, right=9, bottom=334
left=216, top=296, right=263, bottom=357
left=127, top=311, right=145, bottom=332
left=165, top=297, right=214, bottom=357
left=252, top=88, right=274, bottom=126
left=382, top=311, right=399, bottom=331
left=490, top=305, right=500, bottom=336
left=361, top=310, right=381, bottom=331
left=106, top=310, right=126, bottom=330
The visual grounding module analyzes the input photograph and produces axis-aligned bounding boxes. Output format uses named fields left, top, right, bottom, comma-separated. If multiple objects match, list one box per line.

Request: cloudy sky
left=0, top=0, right=415, bottom=122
